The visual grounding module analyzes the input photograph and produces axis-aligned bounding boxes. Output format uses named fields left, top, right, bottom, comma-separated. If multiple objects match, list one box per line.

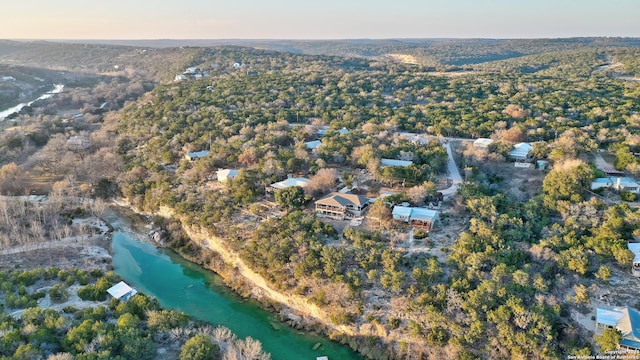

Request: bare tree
left=0, top=162, right=27, bottom=195
left=305, top=168, right=338, bottom=196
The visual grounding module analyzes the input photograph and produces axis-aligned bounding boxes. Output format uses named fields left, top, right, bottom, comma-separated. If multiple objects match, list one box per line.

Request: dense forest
left=0, top=38, right=640, bottom=359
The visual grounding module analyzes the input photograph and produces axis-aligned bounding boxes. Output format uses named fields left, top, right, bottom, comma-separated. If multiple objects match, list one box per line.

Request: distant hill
left=2, top=38, right=640, bottom=82
left=0, top=41, right=207, bottom=82
left=48, top=37, right=640, bottom=67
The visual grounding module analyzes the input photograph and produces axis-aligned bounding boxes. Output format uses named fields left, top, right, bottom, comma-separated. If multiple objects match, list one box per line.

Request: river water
left=111, top=231, right=363, bottom=360
left=0, top=84, right=64, bottom=121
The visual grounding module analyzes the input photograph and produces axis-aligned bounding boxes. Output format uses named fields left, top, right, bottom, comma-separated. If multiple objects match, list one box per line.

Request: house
left=381, top=159, right=413, bottom=167
left=107, top=281, right=138, bottom=301
left=185, top=150, right=210, bottom=161
left=473, top=138, right=494, bottom=150
left=595, top=307, right=640, bottom=350
left=315, top=193, right=370, bottom=220
left=397, top=132, right=432, bottom=145
left=1, top=76, right=16, bottom=81
left=216, top=169, right=239, bottom=183
left=592, top=177, right=640, bottom=194
left=509, top=142, right=533, bottom=161
left=629, top=243, right=640, bottom=277
left=615, top=178, right=640, bottom=193
left=270, top=177, right=311, bottom=190
left=304, top=140, right=322, bottom=150
left=592, top=178, right=615, bottom=191
left=184, top=67, right=198, bottom=74
left=174, top=74, right=188, bottom=82
left=392, top=206, right=439, bottom=230
left=66, top=136, right=91, bottom=151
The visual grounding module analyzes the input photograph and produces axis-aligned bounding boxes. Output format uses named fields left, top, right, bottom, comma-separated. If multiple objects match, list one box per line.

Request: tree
left=368, top=199, right=392, bottom=229
left=180, top=334, right=218, bottom=360
left=0, top=162, right=27, bottom=195
left=275, top=186, right=306, bottom=210
left=146, top=310, right=189, bottom=331
left=488, top=141, right=513, bottom=158
left=596, top=265, right=612, bottom=284
left=595, top=328, right=622, bottom=353
left=572, top=284, right=590, bottom=305
left=12, top=344, right=43, bottom=360
left=542, top=159, right=594, bottom=204
left=529, top=141, right=549, bottom=159
left=305, top=168, right=338, bottom=197
left=117, top=313, right=140, bottom=328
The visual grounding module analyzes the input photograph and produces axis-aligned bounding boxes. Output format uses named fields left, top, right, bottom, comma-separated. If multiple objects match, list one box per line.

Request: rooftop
left=597, top=306, right=640, bottom=345
left=316, top=193, right=370, bottom=208
left=304, top=140, right=322, bottom=149
left=271, top=177, right=311, bottom=189
left=187, top=150, right=210, bottom=159
left=629, top=243, right=640, bottom=264
left=107, top=281, right=138, bottom=300
left=392, top=206, right=438, bottom=221
left=473, top=138, right=494, bottom=147
left=380, top=158, right=413, bottom=167
left=509, top=142, right=533, bottom=158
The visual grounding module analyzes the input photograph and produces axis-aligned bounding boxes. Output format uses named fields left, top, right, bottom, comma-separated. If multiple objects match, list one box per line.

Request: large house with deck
left=315, top=193, right=370, bottom=220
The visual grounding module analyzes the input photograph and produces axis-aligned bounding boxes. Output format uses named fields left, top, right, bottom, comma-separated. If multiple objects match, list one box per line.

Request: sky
left=2, top=0, right=639, bottom=40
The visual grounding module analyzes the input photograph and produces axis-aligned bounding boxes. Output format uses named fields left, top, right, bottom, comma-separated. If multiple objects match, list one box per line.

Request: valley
left=0, top=38, right=639, bottom=359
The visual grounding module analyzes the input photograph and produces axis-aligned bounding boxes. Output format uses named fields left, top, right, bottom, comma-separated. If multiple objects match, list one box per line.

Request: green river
left=111, top=231, right=363, bottom=360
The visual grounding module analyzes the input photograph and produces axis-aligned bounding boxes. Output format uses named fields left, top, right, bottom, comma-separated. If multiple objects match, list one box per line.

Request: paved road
left=441, top=141, right=464, bottom=197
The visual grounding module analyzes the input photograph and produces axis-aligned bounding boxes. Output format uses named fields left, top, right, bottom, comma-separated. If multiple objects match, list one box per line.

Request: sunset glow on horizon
left=2, top=0, right=639, bottom=40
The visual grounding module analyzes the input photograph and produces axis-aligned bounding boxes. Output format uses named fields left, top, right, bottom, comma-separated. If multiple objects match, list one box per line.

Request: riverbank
left=0, top=84, right=64, bottom=121
left=108, top=200, right=372, bottom=358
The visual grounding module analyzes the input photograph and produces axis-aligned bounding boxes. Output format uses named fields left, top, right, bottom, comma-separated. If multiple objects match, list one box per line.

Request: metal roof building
left=107, top=281, right=138, bottom=301
left=596, top=307, right=640, bottom=350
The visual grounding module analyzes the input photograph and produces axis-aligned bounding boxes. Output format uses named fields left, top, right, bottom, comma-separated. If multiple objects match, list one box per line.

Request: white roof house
left=616, top=178, right=640, bottom=193
left=304, top=140, right=322, bottom=150
left=185, top=150, right=210, bottom=161
left=592, top=177, right=640, bottom=194
left=1, top=76, right=16, bottom=81
left=473, top=138, right=494, bottom=149
left=66, top=136, right=91, bottom=151
left=216, top=169, right=239, bottom=183
left=270, top=177, right=311, bottom=190
left=107, top=281, right=138, bottom=301
left=392, top=206, right=439, bottom=230
left=381, top=159, right=413, bottom=167
left=596, top=307, right=640, bottom=350
left=509, top=142, right=533, bottom=161
left=174, top=74, right=188, bottom=82
left=397, top=132, right=432, bottom=145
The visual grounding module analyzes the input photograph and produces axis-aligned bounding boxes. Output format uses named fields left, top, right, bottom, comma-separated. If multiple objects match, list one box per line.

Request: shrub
left=49, top=284, right=69, bottom=303
left=621, top=191, right=638, bottom=202
left=117, top=313, right=141, bottom=328
left=413, top=229, right=429, bottom=239
left=388, top=317, right=400, bottom=329
left=180, top=334, right=218, bottom=360
left=147, top=309, right=189, bottom=331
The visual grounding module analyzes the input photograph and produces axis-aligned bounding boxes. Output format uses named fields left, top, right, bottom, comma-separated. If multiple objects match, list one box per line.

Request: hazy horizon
left=2, top=0, right=639, bottom=40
